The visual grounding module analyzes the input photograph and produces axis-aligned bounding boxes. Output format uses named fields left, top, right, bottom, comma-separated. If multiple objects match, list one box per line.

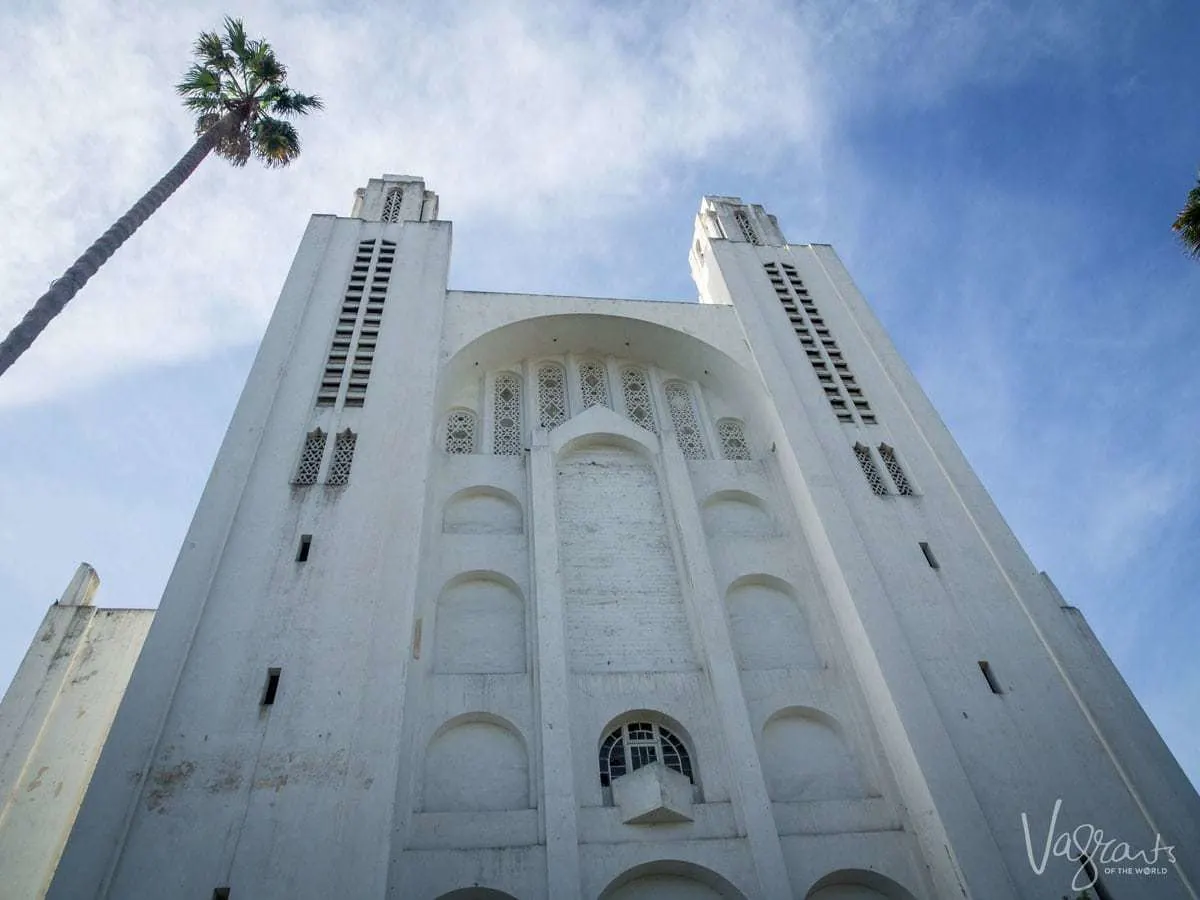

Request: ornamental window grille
left=445, top=409, right=478, bottom=454
left=664, top=381, right=707, bottom=459
left=599, top=722, right=694, bottom=790
left=878, top=444, right=914, bottom=495
left=537, top=363, right=568, bottom=429
left=717, top=418, right=751, bottom=460
left=734, top=209, right=762, bottom=245
left=293, top=429, right=327, bottom=485
left=493, top=373, right=523, bottom=455
left=326, top=429, right=357, bottom=486
left=621, top=368, right=657, bottom=434
left=854, top=443, right=889, bottom=496
left=578, top=359, right=611, bottom=409
left=381, top=187, right=403, bottom=223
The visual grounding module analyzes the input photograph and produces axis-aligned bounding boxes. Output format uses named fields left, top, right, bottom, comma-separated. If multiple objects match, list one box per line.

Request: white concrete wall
left=0, top=567, right=152, bottom=900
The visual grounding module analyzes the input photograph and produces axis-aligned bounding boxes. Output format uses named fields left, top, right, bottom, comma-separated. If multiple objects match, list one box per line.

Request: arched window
left=578, top=359, right=611, bottom=409
left=293, top=429, right=326, bottom=484
left=664, top=381, right=708, bottom=459
left=853, top=443, right=888, bottom=496
left=620, top=367, right=657, bottom=434
left=326, top=429, right=357, bottom=485
left=717, top=418, right=751, bottom=460
left=537, top=362, right=568, bottom=429
left=599, top=722, right=693, bottom=788
left=444, top=409, right=477, bottom=454
left=381, top=186, right=403, bottom=223
left=492, top=373, right=523, bottom=455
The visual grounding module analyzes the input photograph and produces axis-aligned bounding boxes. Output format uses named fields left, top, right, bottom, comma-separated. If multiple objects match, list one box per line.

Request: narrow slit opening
left=262, top=668, right=281, bottom=706
left=296, top=535, right=312, bottom=562
left=978, top=661, right=1002, bottom=695
left=919, top=541, right=939, bottom=569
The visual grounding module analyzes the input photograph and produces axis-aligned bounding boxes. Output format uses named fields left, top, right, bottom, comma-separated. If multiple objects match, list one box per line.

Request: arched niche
left=806, top=869, right=920, bottom=900
left=435, top=890, right=520, bottom=900
left=599, top=861, right=747, bottom=900
left=701, top=490, right=776, bottom=537
left=443, top=486, right=523, bottom=534
left=724, top=575, right=818, bottom=670
left=421, top=713, right=529, bottom=812
left=761, top=707, right=865, bottom=802
left=434, top=572, right=526, bottom=674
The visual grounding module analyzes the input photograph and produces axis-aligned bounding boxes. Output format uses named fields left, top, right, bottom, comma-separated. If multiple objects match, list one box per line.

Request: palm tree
left=0, top=18, right=322, bottom=378
left=1173, top=175, right=1200, bottom=259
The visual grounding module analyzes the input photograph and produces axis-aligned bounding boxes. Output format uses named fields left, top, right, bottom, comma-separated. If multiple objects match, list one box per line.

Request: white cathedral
left=2, top=175, right=1198, bottom=900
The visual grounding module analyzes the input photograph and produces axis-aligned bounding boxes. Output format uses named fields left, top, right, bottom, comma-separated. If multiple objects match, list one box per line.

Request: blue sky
left=1, top=0, right=1197, bottom=799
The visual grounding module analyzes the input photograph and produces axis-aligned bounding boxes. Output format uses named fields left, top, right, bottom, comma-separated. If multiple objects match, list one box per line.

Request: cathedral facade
left=25, top=176, right=1199, bottom=898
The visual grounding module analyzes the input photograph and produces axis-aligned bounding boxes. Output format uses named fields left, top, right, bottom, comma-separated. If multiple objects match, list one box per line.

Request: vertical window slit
left=262, top=668, right=281, bottom=706
left=978, top=661, right=1002, bottom=695
left=919, top=541, right=939, bottom=569
left=296, top=535, right=312, bottom=563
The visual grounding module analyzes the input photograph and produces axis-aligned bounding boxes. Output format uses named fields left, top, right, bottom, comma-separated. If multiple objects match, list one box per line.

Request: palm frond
left=251, top=116, right=301, bottom=169
left=182, top=93, right=223, bottom=115
left=1171, top=178, right=1200, bottom=259
left=260, top=86, right=324, bottom=117
left=246, top=45, right=287, bottom=90
left=175, top=65, right=222, bottom=98
left=193, top=30, right=233, bottom=73
left=224, top=17, right=250, bottom=64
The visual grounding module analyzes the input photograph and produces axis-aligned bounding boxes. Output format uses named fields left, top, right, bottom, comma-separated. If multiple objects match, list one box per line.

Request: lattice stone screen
left=664, top=382, right=707, bottom=460
left=381, top=187, right=403, bottom=223
left=293, top=429, right=327, bottom=484
left=853, top=444, right=889, bottom=496
left=537, top=363, right=568, bottom=429
left=326, top=430, right=357, bottom=486
left=445, top=410, right=477, bottom=454
left=717, top=419, right=751, bottom=460
left=734, top=209, right=762, bottom=245
left=579, top=360, right=611, bottom=409
left=621, top=368, right=657, bottom=434
left=878, top=444, right=914, bottom=495
left=493, top=373, right=523, bottom=455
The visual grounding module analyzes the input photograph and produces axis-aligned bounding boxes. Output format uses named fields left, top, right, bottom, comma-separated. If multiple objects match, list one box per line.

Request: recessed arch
left=724, top=575, right=818, bottom=670
left=422, top=713, right=529, bottom=812
left=434, top=572, right=525, bottom=674
left=701, top=490, right=776, bottom=537
left=805, top=869, right=920, bottom=900
left=442, top=486, right=523, bottom=534
left=438, top=314, right=763, bottom=442
left=599, top=860, right=748, bottom=900
left=761, top=706, right=865, bottom=802
left=434, top=891, right=520, bottom=900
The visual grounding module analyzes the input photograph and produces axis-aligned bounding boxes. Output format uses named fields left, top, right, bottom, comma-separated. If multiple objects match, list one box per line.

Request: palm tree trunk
left=0, top=110, right=242, bottom=378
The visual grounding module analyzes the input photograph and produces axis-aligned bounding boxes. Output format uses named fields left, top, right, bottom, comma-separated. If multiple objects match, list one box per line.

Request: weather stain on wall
left=145, top=760, right=196, bottom=813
